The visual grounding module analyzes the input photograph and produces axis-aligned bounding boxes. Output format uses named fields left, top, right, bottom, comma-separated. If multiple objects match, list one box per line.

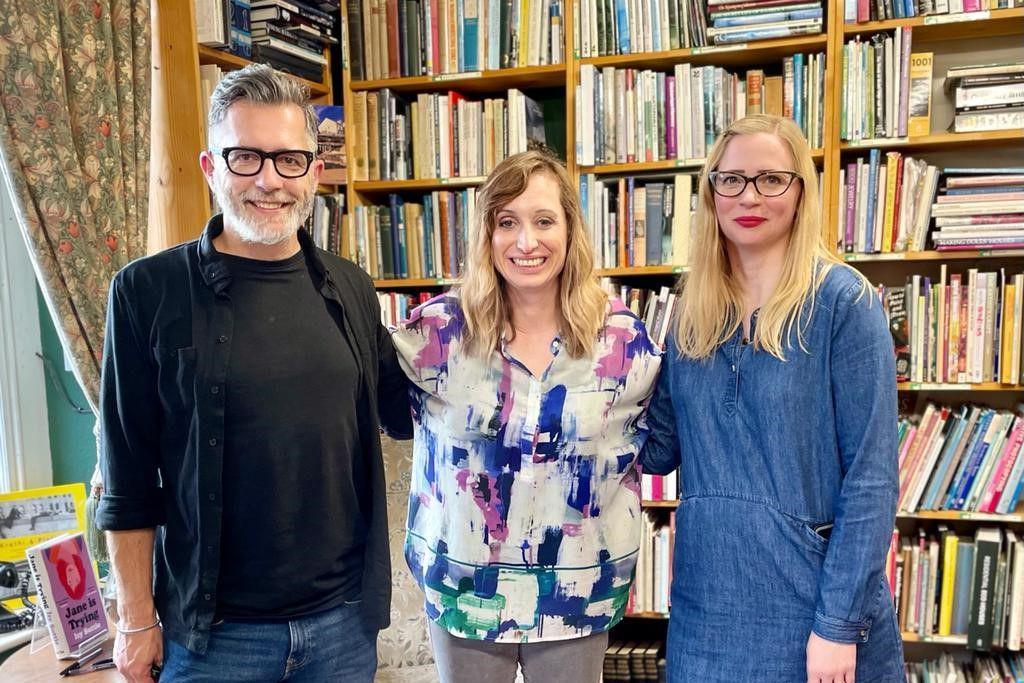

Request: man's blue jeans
left=160, top=602, right=377, bottom=682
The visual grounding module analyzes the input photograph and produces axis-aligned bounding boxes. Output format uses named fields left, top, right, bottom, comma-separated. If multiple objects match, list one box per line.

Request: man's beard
left=214, top=176, right=314, bottom=246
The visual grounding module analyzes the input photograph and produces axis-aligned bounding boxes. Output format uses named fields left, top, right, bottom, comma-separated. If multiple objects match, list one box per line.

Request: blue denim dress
left=640, top=265, right=905, bottom=682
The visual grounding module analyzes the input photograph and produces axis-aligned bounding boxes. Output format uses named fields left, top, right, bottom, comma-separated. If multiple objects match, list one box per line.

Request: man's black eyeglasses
left=212, top=147, right=315, bottom=178
left=708, top=170, right=802, bottom=198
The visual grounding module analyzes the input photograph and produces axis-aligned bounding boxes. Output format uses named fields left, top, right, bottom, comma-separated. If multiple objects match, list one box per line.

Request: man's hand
left=113, top=626, right=163, bottom=683
left=806, top=631, right=856, bottom=683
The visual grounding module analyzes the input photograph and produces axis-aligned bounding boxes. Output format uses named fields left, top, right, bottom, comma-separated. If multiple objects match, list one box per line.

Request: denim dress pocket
left=666, top=495, right=829, bottom=682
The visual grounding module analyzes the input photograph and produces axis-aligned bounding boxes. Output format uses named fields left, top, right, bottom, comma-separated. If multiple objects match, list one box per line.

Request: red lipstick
left=735, top=216, right=766, bottom=228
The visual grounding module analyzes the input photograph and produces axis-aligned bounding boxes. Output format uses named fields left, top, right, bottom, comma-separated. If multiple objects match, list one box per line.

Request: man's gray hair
left=207, top=63, right=319, bottom=148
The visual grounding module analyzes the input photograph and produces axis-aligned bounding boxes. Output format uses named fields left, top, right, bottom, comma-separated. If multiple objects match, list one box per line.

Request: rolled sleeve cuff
left=812, top=612, right=872, bottom=644
left=95, top=494, right=165, bottom=531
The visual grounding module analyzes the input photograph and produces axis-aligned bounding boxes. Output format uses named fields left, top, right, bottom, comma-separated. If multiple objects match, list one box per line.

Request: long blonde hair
left=459, top=151, right=607, bottom=358
left=675, top=115, right=866, bottom=360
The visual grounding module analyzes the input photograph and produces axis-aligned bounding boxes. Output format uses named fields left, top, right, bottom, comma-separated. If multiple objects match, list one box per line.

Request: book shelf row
left=577, top=52, right=826, bottom=165
left=888, top=526, right=1024, bottom=652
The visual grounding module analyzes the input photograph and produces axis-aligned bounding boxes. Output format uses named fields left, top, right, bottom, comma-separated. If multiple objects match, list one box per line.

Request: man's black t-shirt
left=215, top=249, right=365, bottom=619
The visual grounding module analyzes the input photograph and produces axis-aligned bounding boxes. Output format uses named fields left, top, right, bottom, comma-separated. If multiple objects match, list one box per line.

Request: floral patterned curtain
left=0, top=1, right=150, bottom=411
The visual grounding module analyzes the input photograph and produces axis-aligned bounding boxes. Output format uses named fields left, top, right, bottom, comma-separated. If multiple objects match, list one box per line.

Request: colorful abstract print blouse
left=392, top=294, right=661, bottom=643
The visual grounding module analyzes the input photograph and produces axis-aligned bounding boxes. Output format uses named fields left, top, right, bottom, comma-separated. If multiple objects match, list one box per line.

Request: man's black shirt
left=96, top=216, right=412, bottom=654
left=216, top=251, right=365, bottom=618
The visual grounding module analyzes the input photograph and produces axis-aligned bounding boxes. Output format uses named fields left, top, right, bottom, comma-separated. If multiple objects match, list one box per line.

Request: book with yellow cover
left=908, top=52, right=934, bottom=138
left=938, top=531, right=959, bottom=636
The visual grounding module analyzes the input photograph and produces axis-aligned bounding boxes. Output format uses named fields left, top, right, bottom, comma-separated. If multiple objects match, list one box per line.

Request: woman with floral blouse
left=392, top=151, right=661, bottom=683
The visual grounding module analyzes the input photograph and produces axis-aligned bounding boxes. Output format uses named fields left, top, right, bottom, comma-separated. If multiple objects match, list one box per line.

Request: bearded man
left=96, top=64, right=412, bottom=683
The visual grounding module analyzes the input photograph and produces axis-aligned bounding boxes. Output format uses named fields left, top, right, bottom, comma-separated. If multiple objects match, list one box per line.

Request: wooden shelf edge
left=900, top=632, right=968, bottom=644
left=354, top=177, right=487, bottom=193
left=624, top=611, right=670, bottom=620
left=641, top=500, right=680, bottom=508
left=597, top=266, right=686, bottom=277
left=350, top=63, right=567, bottom=92
left=843, top=7, right=1024, bottom=36
left=582, top=150, right=823, bottom=175
left=579, top=34, right=829, bottom=68
left=840, top=130, right=1024, bottom=152
left=197, top=45, right=330, bottom=96
left=897, top=510, right=1024, bottom=523
left=843, top=249, right=1024, bottom=262
left=374, top=278, right=457, bottom=288
left=896, top=382, right=1023, bottom=391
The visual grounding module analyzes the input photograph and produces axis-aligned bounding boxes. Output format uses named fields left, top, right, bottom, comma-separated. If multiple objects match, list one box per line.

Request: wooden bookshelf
left=623, top=611, right=670, bottom=620
left=197, top=45, right=332, bottom=98
left=579, top=34, right=829, bottom=70
left=840, top=130, right=1024, bottom=154
left=843, top=249, right=1024, bottom=262
left=350, top=64, right=567, bottom=94
left=354, top=177, right=488, bottom=194
left=843, top=7, right=1024, bottom=41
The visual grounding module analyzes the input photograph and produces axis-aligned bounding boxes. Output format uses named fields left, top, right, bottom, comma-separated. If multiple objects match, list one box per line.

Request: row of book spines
left=905, top=651, right=1024, bottom=683
left=378, top=290, right=434, bottom=326
left=602, top=641, right=665, bottom=683
left=839, top=152, right=938, bottom=254
left=575, top=0, right=707, bottom=57
left=640, top=472, right=679, bottom=500
left=881, top=270, right=1024, bottom=386
left=887, top=527, right=1023, bottom=651
left=349, top=88, right=540, bottom=181
left=583, top=175, right=693, bottom=270
left=628, top=513, right=674, bottom=615
left=840, top=27, right=914, bottom=142
left=846, top=0, right=1016, bottom=23
left=347, top=0, right=564, bottom=80
left=578, top=56, right=824, bottom=165
left=896, top=404, right=1024, bottom=515
left=351, top=190, right=475, bottom=280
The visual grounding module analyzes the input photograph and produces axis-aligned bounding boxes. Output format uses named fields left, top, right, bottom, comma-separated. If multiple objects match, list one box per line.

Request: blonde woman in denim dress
left=640, top=115, right=904, bottom=683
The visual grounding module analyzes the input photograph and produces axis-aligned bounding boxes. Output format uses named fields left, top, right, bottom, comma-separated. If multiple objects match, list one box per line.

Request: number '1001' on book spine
left=25, top=532, right=108, bottom=658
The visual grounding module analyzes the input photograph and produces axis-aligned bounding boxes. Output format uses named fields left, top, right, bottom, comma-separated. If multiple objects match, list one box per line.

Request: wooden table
left=0, top=638, right=121, bottom=682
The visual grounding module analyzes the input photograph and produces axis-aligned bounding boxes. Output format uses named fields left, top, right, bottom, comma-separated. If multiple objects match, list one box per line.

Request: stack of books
left=348, top=0, right=564, bottom=80
left=640, top=466, right=680, bottom=502
left=906, top=652, right=1024, bottom=683
left=582, top=175, right=695, bottom=270
left=887, top=527, right=1024, bottom=652
left=576, top=54, right=824, bottom=165
left=603, top=641, right=666, bottom=682
left=248, top=0, right=336, bottom=82
left=574, top=0, right=707, bottom=56
left=706, top=0, right=823, bottom=46
left=931, top=168, right=1024, bottom=252
left=350, top=88, right=547, bottom=182
left=840, top=28, right=913, bottom=142
left=896, top=404, right=1024, bottom=515
left=838, top=152, right=940, bottom=254
left=627, top=514, right=673, bottom=615
left=946, top=62, right=1024, bottom=133
left=877, top=266, right=1024, bottom=385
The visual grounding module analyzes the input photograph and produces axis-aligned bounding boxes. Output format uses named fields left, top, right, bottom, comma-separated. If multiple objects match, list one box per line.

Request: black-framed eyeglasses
left=211, top=146, right=315, bottom=178
left=708, top=170, right=802, bottom=198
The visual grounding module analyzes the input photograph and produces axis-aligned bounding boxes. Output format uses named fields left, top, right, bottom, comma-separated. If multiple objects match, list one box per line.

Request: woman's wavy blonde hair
left=675, top=114, right=868, bottom=360
left=459, top=150, right=607, bottom=358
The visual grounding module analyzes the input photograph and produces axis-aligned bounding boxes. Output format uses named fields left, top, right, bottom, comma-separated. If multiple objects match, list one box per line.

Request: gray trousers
left=428, top=621, right=609, bottom=683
